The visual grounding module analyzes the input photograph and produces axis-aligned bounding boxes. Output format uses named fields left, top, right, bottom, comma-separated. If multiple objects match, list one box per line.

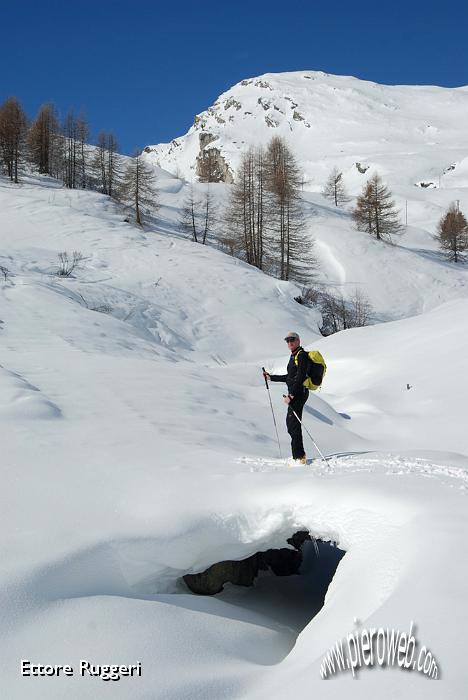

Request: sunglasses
left=285, top=337, right=298, bottom=343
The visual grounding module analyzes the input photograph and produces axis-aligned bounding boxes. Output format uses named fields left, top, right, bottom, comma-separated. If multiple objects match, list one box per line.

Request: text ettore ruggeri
left=21, top=659, right=142, bottom=681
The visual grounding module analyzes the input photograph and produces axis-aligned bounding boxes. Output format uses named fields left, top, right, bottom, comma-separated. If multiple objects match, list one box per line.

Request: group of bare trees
left=179, top=184, right=215, bottom=244
left=220, top=136, right=315, bottom=284
left=4, top=90, right=465, bottom=343
left=180, top=136, right=316, bottom=286
left=0, top=96, right=159, bottom=226
left=352, top=170, right=468, bottom=261
left=325, top=165, right=467, bottom=262
left=323, top=166, right=402, bottom=242
left=0, top=97, right=119, bottom=190
left=28, top=103, right=60, bottom=176
left=61, top=110, right=90, bottom=189
left=296, top=285, right=373, bottom=336
left=223, top=145, right=267, bottom=266
left=91, top=131, right=120, bottom=196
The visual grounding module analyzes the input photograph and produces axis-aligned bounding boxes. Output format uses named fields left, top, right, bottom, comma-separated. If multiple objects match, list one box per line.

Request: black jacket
left=270, top=347, right=308, bottom=397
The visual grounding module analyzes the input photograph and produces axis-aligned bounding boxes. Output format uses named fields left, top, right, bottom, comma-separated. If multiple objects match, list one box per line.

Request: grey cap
left=284, top=331, right=300, bottom=341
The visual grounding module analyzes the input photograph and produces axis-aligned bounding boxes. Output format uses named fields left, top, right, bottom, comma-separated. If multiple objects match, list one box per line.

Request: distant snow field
left=1, top=70, right=468, bottom=699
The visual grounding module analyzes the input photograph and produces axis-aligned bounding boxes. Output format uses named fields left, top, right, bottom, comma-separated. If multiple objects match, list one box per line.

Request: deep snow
left=1, top=71, right=468, bottom=700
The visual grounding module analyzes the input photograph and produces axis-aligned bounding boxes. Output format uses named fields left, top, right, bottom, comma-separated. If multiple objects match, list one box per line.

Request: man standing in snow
left=263, top=332, right=309, bottom=465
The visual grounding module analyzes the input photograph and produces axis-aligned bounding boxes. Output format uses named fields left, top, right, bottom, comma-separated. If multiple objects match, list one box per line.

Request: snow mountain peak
left=144, top=69, right=468, bottom=194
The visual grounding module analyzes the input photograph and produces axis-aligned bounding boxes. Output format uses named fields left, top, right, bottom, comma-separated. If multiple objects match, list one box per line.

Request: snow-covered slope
left=149, top=178, right=468, bottom=323
left=144, top=71, right=468, bottom=322
left=1, top=173, right=467, bottom=699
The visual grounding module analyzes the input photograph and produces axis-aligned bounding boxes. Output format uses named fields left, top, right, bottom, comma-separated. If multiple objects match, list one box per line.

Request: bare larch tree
left=436, top=203, right=468, bottom=262
left=322, top=166, right=350, bottom=207
left=76, top=112, right=90, bottom=189
left=353, top=172, right=402, bottom=241
left=265, top=136, right=315, bottom=283
left=119, top=152, right=159, bottom=226
left=0, top=96, right=27, bottom=183
left=27, top=103, right=60, bottom=176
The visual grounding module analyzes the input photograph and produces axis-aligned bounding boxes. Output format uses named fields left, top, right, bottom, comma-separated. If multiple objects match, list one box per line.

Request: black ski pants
left=286, top=390, right=309, bottom=459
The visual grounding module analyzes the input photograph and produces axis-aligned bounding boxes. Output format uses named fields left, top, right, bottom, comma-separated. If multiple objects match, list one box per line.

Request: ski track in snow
left=238, top=453, right=468, bottom=490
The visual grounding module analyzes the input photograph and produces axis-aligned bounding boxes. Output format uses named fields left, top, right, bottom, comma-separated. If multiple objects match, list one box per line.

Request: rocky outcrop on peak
left=195, top=133, right=233, bottom=183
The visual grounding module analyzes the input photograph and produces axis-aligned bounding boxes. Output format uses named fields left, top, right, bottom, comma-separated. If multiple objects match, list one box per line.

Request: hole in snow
left=182, top=531, right=345, bottom=636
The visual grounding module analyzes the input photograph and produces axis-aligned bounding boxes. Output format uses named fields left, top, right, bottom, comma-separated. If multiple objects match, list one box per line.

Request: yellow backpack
left=294, top=349, right=327, bottom=391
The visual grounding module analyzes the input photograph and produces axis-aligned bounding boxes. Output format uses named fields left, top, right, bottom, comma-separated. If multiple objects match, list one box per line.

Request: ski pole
left=283, top=395, right=328, bottom=464
left=262, top=367, right=282, bottom=458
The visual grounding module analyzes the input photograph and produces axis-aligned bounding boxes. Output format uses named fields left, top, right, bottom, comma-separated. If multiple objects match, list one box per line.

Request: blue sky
left=1, top=0, right=467, bottom=154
